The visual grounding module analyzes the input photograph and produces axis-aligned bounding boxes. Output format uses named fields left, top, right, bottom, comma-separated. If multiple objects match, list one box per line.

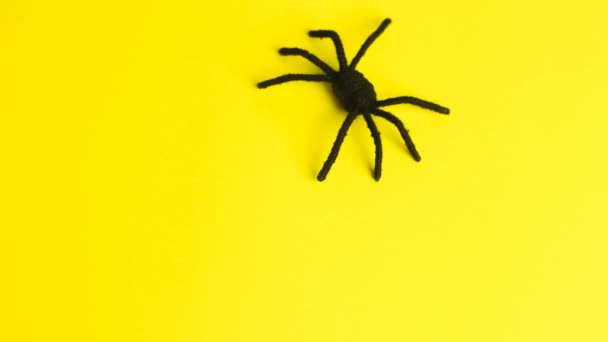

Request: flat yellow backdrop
left=1, top=1, right=607, bottom=341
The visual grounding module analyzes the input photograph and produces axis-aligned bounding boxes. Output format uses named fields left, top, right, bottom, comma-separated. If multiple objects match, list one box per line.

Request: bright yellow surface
left=2, top=1, right=607, bottom=341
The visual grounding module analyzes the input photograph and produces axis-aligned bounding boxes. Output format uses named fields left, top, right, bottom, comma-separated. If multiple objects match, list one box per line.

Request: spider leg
left=317, top=112, right=358, bottom=181
left=376, top=96, right=450, bottom=114
left=372, top=108, right=421, bottom=162
left=350, top=18, right=392, bottom=69
left=278, top=48, right=335, bottom=75
left=308, top=30, right=347, bottom=70
left=257, top=74, right=331, bottom=88
left=363, top=112, right=383, bottom=181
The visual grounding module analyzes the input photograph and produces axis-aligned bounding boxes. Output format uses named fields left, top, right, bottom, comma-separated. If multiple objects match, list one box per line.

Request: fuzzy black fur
left=258, top=18, right=450, bottom=181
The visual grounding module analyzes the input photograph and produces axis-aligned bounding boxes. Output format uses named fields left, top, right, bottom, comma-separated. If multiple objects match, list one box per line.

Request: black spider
left=257, top=18, right=450, bottom=181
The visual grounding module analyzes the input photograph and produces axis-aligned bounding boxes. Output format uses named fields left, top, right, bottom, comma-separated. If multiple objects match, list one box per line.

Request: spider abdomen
left=332, top=68, right=377, bottom=113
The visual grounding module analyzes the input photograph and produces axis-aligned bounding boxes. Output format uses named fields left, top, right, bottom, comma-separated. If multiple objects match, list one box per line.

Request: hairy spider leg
left=363, top=112, right=383, bottom=180
left=257, top=74, right=331, bottom=89
left=350, top=18, right=392, bottom=69
left=317, top=112, right=358, bottom=181
left=373, top=109, right=421, bottom=162
left=308, top=30, right=347, bottom=70
left=376, top=96, right=450, bottom=114
left=278, top=48, right=335, bottom=75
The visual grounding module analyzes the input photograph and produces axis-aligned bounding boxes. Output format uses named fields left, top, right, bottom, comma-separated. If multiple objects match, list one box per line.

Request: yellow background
left=2, top=1, right=607, bottom=341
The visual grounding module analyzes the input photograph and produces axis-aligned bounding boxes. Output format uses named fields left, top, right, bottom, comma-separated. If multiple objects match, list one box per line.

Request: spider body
left=258, top=18, right=450, bottom=181
left=332, top=69, right=377, bottom=113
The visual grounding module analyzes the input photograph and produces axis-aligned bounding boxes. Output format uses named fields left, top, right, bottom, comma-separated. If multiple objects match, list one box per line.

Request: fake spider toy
left=257, top=18, right=450, bottom=181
